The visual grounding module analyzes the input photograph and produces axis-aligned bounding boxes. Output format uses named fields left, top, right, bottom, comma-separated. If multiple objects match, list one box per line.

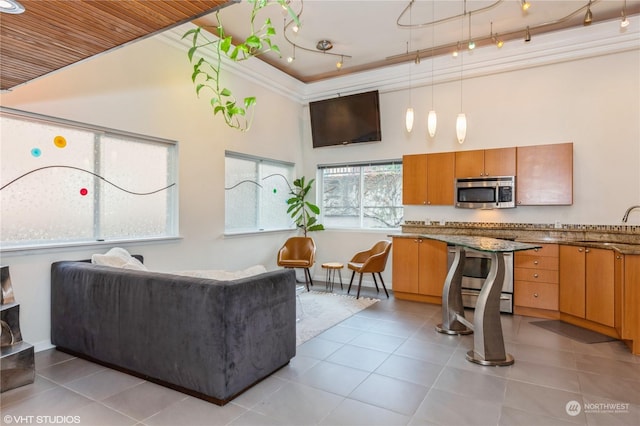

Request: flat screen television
left=309, top=90, right=382, bottom=148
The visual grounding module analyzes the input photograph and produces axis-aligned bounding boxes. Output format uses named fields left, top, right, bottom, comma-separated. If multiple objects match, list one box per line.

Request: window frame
left=224, top=150, right=295, bottom=236
left=0, top=107, right=179, bottom=251
left=318, top=159, right=403, bottom=231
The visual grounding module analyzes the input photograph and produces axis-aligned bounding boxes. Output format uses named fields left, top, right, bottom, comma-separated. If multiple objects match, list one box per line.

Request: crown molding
left=157, top=23, right=306, bottom=104
left=157, top=16, right=639, bottom=105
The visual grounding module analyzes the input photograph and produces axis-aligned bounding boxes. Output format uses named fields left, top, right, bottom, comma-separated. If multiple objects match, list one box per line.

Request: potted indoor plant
left=286, top=176, right=324, bottom=236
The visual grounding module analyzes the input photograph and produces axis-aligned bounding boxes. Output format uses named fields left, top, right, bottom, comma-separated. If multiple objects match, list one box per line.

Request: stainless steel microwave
left=455, top=176, right=516, bottom=209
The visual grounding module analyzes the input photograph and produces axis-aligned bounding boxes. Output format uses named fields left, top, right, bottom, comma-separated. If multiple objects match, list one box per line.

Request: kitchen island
left=418, top=235, right=540, bottom=366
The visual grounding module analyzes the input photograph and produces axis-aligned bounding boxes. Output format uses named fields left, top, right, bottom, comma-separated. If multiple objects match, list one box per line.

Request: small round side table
left=321, top=262, right=344, bottom=292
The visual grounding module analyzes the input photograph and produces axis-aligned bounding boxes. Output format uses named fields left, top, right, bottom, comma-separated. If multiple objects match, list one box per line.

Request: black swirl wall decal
left=224, top=173, right=293, bottom=192
left=0, top=165, right=175, bottom=196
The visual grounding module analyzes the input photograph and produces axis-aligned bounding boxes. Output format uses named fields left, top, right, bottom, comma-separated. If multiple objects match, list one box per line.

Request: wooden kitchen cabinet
left=402, top=154, right=428, bottom=205
left=559, top=245, right=615, bottom=329
left=620, top=254, right=640, bottom=354
left=392, top=237, right=448, bottom=304
left=516, top=142, right=573, bottom=205
left=402, top=152, right=454, bottom=205
left=455, top=147, right=516, bottom=178
left=514, top=243, right=559, bottom=317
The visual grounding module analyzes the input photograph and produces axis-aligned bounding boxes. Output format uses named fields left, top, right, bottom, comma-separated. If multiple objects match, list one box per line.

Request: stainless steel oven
left=447, top=246, right=514, bottom=314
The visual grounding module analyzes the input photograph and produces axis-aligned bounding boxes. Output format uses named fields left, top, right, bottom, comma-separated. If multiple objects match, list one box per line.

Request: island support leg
left=436, top=246, right=472, bottom=335
left=466, top=252, right=514, bottom=366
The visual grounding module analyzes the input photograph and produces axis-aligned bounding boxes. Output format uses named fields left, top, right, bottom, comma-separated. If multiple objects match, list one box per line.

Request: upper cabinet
left=404, top=142, right=572, bottom=207
left=516, top=142, right=573, bottom=205
left=403, top=152, right=455, bottom=205
left=455, top=148, right=516, bottom=178
left=402, top=154, right=428, bottom=205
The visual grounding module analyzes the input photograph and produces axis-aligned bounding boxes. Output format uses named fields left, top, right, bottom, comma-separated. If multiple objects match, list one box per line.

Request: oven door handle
left=461, top=290, right=511, bottom=301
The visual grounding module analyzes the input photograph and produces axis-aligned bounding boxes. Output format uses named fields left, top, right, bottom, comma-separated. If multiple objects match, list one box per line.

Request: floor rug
left=296, top=290, right=379, bottom=346
left=531, top=320, right=616, bottom=344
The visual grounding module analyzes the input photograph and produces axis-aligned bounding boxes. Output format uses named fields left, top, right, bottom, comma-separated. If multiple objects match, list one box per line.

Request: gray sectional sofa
left=50, top=259, right=296, bottom=405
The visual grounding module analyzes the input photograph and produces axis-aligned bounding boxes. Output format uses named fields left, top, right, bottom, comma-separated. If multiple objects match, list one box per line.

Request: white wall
left=0, top=34, right=304, bottom=349
left=299, top=24, right=640, bottom=294
left=1, top=19, right=639, bottom=350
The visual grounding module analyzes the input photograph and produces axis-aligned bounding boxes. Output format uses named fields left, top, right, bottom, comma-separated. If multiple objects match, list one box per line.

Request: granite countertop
left=416, top=234, right=541, bottom=253
left=395, top=221, right=640, bottom=255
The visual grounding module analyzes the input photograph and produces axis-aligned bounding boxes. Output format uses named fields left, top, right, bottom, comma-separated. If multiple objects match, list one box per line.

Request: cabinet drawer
left=517, top=243, right=559, bottom=257
left=514, top=268, right=559, bottom=284
left=514, top=256, right=558, bottom=270
left=515, top=281, right=559, bottom=310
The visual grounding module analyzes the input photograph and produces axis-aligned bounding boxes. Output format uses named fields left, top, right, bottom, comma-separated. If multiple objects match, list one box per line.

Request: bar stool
left=321, top=262, right=343, bottom=292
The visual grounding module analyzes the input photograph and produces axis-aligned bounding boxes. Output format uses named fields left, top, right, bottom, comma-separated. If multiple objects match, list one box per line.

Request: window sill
left=0, top=236, right=183, bottom=256
left=224, top=228, right=296, bottom=238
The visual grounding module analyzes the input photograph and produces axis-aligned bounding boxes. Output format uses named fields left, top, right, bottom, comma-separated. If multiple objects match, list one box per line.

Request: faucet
left=622, top=205, right=640, bottom=223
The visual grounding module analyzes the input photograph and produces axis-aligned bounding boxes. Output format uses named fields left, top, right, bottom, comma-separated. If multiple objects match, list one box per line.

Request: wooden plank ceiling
left=0, top=0, right=234, bottom=91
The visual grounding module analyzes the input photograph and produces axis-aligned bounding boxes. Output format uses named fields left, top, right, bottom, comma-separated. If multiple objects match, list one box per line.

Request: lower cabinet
left=392, top=237, right=448, bottom=304
left=514, top=243, right=559, bottom=318
left=620, top=255, right=640, bottom=354
left=559, top=245, right=616, bottom=330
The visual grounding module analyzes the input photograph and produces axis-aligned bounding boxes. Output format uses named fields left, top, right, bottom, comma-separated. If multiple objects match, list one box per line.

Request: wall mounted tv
left=309, top=90, right=382, bottom=148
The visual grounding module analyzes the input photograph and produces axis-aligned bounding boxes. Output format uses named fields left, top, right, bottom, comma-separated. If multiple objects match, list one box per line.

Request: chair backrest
left=360, top=240, right=392, bottom=273
left=278, top=237, right=316, bottom=265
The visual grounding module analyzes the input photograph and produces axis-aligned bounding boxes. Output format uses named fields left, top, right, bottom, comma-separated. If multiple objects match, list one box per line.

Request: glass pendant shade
left=456, top=113, right=467, bottom=144
left=427, top=110, right=437, bottom=137
left=405, top=107, right=414, bottom=133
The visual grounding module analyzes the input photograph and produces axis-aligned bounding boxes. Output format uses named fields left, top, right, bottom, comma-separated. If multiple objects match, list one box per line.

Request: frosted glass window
left=98, top=135, right=176, bottom=239
left=225, top=152, right=294, bottom=233
left=320, top=161, right=403, bottom=229
left=0, top=109, right=178, bottom=249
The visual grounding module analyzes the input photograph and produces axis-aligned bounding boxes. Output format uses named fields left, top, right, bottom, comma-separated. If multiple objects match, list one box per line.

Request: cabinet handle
left=533, top=293, right=539, bottom=298
left=585, top=249, right=590, bottom=253
left=534, top=248, right=539, bottom=252
left=616, top=255, right=622, bottom=260
left=427, top=201, right=431, bottom=205
left=533, top=273, right=539, bottom=278
left=578, top=248, right=583, bottom=252
left=533, top=260, right=539, bottom=265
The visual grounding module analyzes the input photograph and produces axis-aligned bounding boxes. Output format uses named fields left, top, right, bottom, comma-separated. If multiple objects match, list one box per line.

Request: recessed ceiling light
left=0, top=0, right=25, bottom=14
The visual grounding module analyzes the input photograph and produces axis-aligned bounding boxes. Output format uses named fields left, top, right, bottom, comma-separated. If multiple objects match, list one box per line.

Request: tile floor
left=2, top=286, right=639, bottom=426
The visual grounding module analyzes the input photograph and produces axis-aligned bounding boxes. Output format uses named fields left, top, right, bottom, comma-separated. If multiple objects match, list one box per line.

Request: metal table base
left=436, top=246, right=514, bottom=366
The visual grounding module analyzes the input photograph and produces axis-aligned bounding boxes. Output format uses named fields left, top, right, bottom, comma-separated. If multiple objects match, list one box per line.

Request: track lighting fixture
left=452, top=42, right=460, bottom=58
left=414, top=51, right=420, bottom=65
left=287, top=44, right=295, bottom=63
left=490, top=22, right=504, bottom=48
left=336, top=56, right=343, bottom=69
left=468, top=12, right=475, bottom=50
left=525, top=26, right=531, bottom=42
left=521, top=1, right=530, bottom=12
left=584, top=0, right=593, bottom=25
left=621, top=0, right=630, bottom=28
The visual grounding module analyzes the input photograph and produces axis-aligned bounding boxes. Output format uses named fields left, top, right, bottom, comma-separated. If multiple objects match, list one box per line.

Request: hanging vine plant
left=183, top=0, right=299, bottom=131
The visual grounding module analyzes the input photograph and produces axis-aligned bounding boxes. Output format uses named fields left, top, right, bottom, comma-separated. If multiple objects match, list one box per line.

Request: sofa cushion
left=91, top=247, right=147, bottom=271
left=174, top=265, right=267, bottom=281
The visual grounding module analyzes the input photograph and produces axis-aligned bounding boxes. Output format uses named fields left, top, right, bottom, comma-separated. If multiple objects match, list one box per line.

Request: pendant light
left=456, top=2, right=467, bottom=144
left=427, top=0, right=437, bottom=138
left=405, top=3, right=414, bottom=133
